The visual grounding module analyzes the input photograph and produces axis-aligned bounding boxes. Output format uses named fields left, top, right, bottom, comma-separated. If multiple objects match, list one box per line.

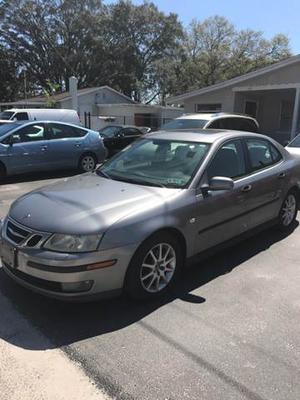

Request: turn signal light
left=86, top=259, right=117, bottom=270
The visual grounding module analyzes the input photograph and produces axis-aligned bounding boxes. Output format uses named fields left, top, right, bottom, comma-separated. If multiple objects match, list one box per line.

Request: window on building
left=196, top=103, right=222, bottom=112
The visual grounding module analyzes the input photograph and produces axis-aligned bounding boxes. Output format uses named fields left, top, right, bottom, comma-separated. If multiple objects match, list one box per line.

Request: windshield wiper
left=96, top=169, right=111, bottom=179
left=109, top=174, right=166, bottom=188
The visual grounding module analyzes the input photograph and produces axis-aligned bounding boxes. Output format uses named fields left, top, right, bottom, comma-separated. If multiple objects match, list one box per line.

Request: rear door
left=47, top=123, right=87, bottom=169
left=122, top=128, right=143, bottom=148
left=239, top=137, right=286, bottom=229
left=101, top=127, right=123, bottom=156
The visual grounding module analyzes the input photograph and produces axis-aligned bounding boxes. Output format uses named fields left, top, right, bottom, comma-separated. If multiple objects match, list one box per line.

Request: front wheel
left=278, top=191, right=298, bottom=231
left=125, top=232, right=183, bottom=299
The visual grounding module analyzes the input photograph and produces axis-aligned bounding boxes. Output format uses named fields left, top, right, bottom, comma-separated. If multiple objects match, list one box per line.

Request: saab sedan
left=0, top=130, right=299, bottom=300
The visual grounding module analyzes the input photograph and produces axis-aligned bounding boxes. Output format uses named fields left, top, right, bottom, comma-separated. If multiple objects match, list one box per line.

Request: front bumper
left=0, top=231, right=138, bottom=301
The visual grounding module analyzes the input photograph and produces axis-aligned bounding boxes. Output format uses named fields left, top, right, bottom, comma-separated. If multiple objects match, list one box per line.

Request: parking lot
left=1, top=171, right=300, bottom=400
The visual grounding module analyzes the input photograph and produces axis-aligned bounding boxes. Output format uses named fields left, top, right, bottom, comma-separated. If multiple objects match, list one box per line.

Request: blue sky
left=105, top=0, right=300, bottom=53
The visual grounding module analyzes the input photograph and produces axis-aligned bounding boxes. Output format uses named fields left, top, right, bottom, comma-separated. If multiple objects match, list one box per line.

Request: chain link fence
left=83, top=112, right=174, bottom=131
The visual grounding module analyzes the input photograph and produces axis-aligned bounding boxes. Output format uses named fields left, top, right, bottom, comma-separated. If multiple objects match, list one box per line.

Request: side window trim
left=13, top=123, right=47, bottom=143
left=242, top=137, right=284, bottom=176
left=204, top=138, right=247, bottom=182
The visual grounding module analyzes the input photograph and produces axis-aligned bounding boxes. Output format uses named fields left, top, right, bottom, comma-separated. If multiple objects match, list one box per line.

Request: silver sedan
left=1, top=130, right=299, bottom=300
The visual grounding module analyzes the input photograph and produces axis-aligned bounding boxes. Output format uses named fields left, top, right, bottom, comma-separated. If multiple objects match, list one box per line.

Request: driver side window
left=207, top=140, right=246, bottom=180
left=7, top=124, right=46, bottom=144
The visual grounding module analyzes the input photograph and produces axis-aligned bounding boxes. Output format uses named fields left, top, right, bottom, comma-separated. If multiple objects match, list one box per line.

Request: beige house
left=167, top=54, right=300, bottom=144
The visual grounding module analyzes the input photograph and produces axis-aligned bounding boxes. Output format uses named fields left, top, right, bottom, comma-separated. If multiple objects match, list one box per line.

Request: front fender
left=99, top=206, right=192, bottom=255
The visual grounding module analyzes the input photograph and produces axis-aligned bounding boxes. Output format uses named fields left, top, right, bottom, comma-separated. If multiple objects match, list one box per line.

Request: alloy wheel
left=81, top=155, right=95, bottom=172
left=140, top=243, right=176, bottom=293
left=281, top=194, right=297, bottom=226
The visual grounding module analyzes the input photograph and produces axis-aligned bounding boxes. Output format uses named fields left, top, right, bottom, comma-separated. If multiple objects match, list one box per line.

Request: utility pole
left=24, top=70, right=27, bottom=104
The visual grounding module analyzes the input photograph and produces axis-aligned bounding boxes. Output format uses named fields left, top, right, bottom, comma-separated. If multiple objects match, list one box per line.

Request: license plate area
left=1, top=240, right=18, bottom=269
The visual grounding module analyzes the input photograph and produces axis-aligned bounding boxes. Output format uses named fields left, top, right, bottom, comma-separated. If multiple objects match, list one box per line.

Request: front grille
left=6, top=221, right=31, bottom=244
left=5, top=219, right=45, bottom=248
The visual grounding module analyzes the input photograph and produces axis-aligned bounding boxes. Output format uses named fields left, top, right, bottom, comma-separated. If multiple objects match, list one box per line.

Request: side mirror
left=201, top=176, right=234, bottom=193
left=6, top=135, right=20, bottom=146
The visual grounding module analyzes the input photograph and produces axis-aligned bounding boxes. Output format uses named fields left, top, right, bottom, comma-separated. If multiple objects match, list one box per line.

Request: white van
left=0, top=108, right=81, bottom=125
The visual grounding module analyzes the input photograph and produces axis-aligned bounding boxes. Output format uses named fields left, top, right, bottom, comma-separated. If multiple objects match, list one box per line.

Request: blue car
left=0, top=121, right=107, bottom=178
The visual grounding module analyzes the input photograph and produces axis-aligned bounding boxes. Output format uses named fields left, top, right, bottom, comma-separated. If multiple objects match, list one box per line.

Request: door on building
left=244, top=100, right=258, bottom=119
left=279, top=100, right=293, bottom=132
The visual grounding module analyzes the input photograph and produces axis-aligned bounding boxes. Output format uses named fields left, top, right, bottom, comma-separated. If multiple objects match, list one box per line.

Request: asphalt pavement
left=1, top=171, right=300, bottom=400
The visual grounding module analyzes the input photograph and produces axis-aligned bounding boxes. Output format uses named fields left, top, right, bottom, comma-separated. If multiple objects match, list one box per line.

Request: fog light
left=61, top=280, right=93, bottom=293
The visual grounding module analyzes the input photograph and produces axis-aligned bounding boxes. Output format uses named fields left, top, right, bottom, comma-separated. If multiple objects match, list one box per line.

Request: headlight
left=43, top=234, right=102, bottom=253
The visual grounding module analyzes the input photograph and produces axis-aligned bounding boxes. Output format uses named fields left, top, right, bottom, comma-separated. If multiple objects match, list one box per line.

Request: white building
left=1, top=85, right=182, bottom=130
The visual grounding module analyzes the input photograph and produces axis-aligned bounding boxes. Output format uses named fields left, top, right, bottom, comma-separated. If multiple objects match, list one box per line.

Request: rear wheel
left=78, top=153, right=97, bottom=172
left=125, top=232, right=183, bottom=299
left=278, top=190, right=298, bottom=231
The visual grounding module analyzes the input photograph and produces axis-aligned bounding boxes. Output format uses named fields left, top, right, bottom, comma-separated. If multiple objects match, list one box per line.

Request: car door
left=239, top=137, right=285, bottom=229
left=2, top=123, right=48, bottom=174
left=194, top=139, right=250, bottom=253
left=122, top=128, right=143, bottom=148
left=47, top=123, right=86, bottom=169
left=101, top=127, right=123, bottom=156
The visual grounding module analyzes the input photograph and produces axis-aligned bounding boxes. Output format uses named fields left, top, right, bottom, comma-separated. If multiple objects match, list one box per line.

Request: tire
left=0, top=163, right=6, bottom=182
left=78, top=153, right=97, bottom=172
left=278, top=190, right=298, bottom=231
left=125, top=232, right=184, bottom=300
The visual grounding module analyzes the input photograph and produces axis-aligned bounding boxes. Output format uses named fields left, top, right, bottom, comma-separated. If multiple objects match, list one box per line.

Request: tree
left=0, top=42, right=21, bottom=101
left=0, top=0, right=104, bottom=93
left=0, top=4, right=293, bottom=103
left=167, top=16, right=291, bottom=97
left=93, top=0, right=183, bottom=102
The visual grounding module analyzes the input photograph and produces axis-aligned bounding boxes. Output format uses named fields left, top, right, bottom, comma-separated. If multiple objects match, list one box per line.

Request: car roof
left=101, top=125, right=142, bottom=129
left=177, top=112, right=257, bottom=122
left=0, top=120, right=87, bottom=131
left=146, top=129, right=267, bottom=144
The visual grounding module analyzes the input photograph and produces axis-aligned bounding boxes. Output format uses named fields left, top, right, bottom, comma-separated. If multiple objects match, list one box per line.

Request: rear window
left=161, top=119, right=208, bottom=130
left=246, top=139, right=282, bottom=172
left=288, top=135, right=300, bottom=148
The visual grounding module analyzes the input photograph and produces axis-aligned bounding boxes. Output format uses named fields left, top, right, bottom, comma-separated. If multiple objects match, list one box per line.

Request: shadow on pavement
left=0, top=222, right=298, bottom=351
left=0, top=169, right=78, bottom=185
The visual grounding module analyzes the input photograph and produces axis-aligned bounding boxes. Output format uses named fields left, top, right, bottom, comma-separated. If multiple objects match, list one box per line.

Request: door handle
left=75, top=143, right=81, bottom=147
left=241, top=184, right=252, bottom=193
left=41, top=146, right=47, bottom=151
left=278, top=172, right=286, bottom=179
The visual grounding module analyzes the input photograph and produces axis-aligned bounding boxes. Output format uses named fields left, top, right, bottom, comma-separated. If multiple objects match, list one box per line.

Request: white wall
left=184, top=87, right=235, bottom=113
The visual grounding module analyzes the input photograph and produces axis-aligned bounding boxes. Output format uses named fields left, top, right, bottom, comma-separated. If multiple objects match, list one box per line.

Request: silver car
left=1, top=130, right=299, bottom=300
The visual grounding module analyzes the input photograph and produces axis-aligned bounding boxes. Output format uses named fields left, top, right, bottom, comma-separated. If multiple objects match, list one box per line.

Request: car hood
left=9, top=173, right=179, bottom=234
left=286, top=147, right=300, bottom=157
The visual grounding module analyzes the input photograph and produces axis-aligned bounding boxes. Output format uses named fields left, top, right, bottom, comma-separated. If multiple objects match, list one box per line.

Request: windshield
left=0, top=123, right=19, bottom=138
left=288, top=134, right=300, bottom=148
left=100, top=126, right=120, bottom=137
left=161, top=119, right=209, bottom=130
left=98, top=138, right=210, bottom=188
left=0, top=111, right=15, bottom=121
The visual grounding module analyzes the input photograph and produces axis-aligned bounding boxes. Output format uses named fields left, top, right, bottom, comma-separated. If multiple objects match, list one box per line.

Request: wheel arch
left=0, top=160, right=7, bottom=177
left=287, top=185, right=300, bottom=207
left=131, top=226, right=187, bottom=261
